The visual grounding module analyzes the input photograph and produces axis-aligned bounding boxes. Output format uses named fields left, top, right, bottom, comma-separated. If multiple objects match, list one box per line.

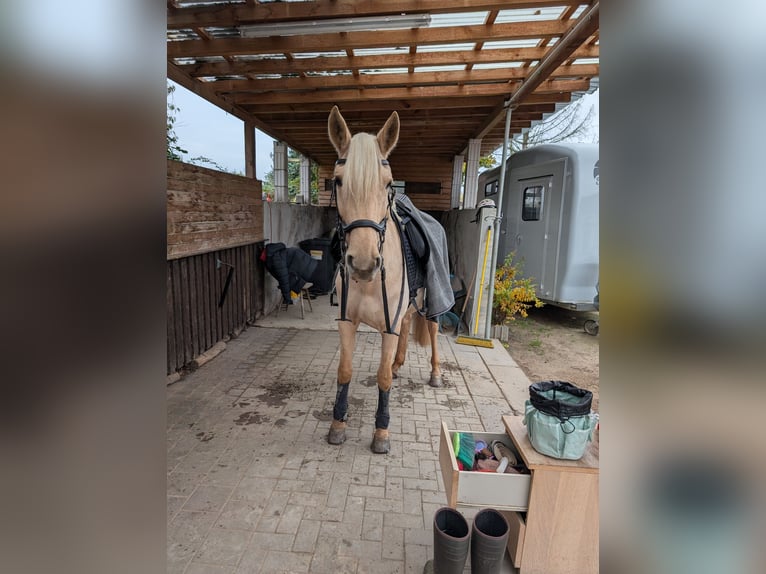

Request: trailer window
left=484, top=180, right=498, bottom=196
left=522, top=185, right=544, bottom=220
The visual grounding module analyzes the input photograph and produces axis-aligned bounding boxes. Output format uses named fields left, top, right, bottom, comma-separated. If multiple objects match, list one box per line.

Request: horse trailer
left=478, top=143, right=599, bottom=311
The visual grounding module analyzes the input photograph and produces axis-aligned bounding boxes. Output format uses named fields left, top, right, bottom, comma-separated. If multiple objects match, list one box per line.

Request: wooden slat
left=189, top=254, right=200, bottom=358
left=168, top=0, right=587, bottom=29
left=180, top=45, right=599, bottom=78
left=241, top=97, right=505, bottom=113
left=167, top=264, right=176, bottom=373
left=210, top=64, right=599, bottom=93
left=231, top=79, right=590, bottom=105
left=170, top=261, right=181, bottom=372
left=168, top=20, right=571, bottom=59
left=179, top=258, right=192, bottom=366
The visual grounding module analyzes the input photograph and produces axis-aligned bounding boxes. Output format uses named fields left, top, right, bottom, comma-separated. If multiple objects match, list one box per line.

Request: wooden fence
left=166, top=244, right=264, bottom=374
left=167, top=160, right=265, bottom=374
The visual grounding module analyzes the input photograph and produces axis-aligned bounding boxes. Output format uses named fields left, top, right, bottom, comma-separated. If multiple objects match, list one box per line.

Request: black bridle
left=331, top=158, right=406, bottom=335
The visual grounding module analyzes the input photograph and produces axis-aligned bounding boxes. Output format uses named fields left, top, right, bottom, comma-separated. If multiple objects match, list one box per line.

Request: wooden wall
left=167, top=160, right=264, bottom=259
left=318, top=156, right=453, bottom=212
left=166, top=160, right=266, bottom=374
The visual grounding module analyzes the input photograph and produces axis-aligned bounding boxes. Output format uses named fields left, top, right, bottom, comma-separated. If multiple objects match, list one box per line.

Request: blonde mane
left=342, top=132, right=386, bottom=209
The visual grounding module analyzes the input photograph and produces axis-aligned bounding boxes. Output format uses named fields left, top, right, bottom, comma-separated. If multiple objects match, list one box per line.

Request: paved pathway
left=168, top=305, right=531, bottom=573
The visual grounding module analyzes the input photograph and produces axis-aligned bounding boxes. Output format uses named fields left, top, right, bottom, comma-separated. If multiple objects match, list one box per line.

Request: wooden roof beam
left=232, top=79, right=589, bottom=105
left=168, top=0, right=589, bottom=30
left=241, top=97, right=505, bottom=114
left=209, top=64, right=598, bottom=93
left=168, top=20, right=571, bottom=58
left=179, top=45, right=599, bottom=77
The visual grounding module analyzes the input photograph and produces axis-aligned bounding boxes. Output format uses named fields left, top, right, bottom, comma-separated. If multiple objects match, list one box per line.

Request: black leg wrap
left=333, top=383, right=349, bottom=422
left=375, top=389, right=390, bottom=429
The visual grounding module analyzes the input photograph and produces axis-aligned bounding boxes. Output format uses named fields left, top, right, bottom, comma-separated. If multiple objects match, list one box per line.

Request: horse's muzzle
left=347, top=255, right=382, bottom=282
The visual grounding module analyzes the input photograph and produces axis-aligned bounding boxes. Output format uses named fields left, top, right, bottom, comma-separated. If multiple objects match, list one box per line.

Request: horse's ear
left=328, top=106, right=351, bottom=155
left=377, top=111, right=399, bottom=159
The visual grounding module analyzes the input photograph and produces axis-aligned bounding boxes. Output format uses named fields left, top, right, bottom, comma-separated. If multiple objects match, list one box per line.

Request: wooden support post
left=463, top=139, right=482, bottom=209
left=244, top=121, right=256, bottom=178
left=299, top=155, right=310, bottom=204
left=451, top=154, right=464, bottom=209
left=274, top=141, right=288, bottom=202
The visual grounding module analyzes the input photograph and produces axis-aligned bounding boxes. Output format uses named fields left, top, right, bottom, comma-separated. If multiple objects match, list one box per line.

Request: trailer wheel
left=584, top=319, right=599, bottom=336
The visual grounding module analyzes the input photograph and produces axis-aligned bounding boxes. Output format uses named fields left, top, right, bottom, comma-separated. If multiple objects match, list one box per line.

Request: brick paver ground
left=168, top=321, right=529, bottom=573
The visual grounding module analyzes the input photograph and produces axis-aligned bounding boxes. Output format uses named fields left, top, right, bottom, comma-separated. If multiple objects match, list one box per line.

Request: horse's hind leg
left=391, top=311, right=412, bottom=379
left=328, top=321, right=357, bottom=445
left=427, top=320, right=444, bottom=388
left=372, top=333, right=398, bottom=454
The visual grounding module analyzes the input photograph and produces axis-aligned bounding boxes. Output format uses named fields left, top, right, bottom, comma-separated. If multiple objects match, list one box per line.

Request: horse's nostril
left=347, top=255, right=354, bottom=269
left=375, top=256, right=382, bottom=269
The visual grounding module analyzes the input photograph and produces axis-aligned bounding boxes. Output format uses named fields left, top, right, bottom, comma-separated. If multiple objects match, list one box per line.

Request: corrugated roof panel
left=495, top=7, right=565, bottom=23
left=199, top=75, right=247, bottom=81
left=305, top=70, right=353, bottom=77
left=429, top=12, right=489, bottom=28
left=471, top=62, right=525, bottom=70
left=570, top=5, right=588, bottom=19
left=292, top=51, right=348, bottom=59
left=234, top=54, right=287, bottom=61
left=167, top=29, right=199, bottom=41
left=353, top=47, right=410, bottom=56
left=204, top=27, right=240, bottom=39
left=482, top=39, right=542, bottom=49
left=176, top=1, right=245, bottom=6
left=359, top=68, right=410, bottom=75
left=413, top=65, right=468, bottom=73
left=419, top=43, right=476, bottom=53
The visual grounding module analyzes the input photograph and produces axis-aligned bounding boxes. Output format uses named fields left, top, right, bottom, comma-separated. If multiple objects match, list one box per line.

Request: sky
left=169, top=80, right=274, bottom=178
left=169, top=80, right=599, bottom=177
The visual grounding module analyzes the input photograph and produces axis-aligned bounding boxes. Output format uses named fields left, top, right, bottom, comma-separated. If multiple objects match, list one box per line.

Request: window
left=484, top=179, right=499, bottom=196
left=522, top=185, right=544, bottom=221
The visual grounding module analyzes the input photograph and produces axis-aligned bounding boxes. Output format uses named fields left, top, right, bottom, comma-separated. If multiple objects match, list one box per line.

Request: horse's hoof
left=422, top=560, right=434, bottom=574
left=371, top=429, right=390, bottom=454
left=327, top=420, right=347, bottom=445
left=428, top=374, right=444, bottom=388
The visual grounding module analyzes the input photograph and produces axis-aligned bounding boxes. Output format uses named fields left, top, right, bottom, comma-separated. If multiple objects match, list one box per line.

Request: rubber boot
left=470, top=508, right=509, bottom=574
left=423, top=507, right=470, bottom=574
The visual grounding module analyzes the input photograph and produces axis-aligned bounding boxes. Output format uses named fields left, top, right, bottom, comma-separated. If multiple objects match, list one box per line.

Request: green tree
left=167, top=83, right=187, bottom=160
left=166, top=81, right=244, bottom=176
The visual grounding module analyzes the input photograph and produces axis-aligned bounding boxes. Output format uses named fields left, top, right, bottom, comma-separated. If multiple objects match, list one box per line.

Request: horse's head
left=328, top=106, right=400, bottom=282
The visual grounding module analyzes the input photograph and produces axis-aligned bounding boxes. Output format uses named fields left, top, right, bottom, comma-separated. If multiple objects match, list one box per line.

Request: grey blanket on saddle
left=394, top=194, right=455, bottom=320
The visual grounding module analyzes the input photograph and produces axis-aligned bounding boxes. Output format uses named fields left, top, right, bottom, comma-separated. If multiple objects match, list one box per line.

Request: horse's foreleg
left=372, top=333, right=398, bottom=454
left=427, top=319, right=444, bottom=388
left=328, top=321, right=357, bottom=445
left=391, top=312, right=412, bottom=379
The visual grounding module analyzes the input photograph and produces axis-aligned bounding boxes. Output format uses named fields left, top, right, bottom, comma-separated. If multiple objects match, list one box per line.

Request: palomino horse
left=326, top=106, right=443, bottom=454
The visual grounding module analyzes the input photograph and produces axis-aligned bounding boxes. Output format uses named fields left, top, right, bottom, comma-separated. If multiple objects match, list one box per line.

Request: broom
left=456, top=225, right=494, bottom=348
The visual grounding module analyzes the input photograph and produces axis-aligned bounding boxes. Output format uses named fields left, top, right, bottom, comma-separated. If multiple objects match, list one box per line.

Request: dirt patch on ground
left=501, top=306, right=599, bottom=412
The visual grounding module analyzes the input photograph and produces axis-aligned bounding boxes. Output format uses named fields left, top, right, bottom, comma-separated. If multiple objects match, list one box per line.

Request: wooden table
left=502, top=415, right=599, bottom=574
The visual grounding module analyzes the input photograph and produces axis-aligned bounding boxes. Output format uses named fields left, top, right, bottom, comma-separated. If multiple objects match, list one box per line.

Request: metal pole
left=484, top=104, right=512, bottom=339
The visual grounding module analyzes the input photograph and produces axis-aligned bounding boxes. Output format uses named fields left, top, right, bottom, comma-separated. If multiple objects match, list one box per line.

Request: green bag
left=523, top=381, right=596, bottom=460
